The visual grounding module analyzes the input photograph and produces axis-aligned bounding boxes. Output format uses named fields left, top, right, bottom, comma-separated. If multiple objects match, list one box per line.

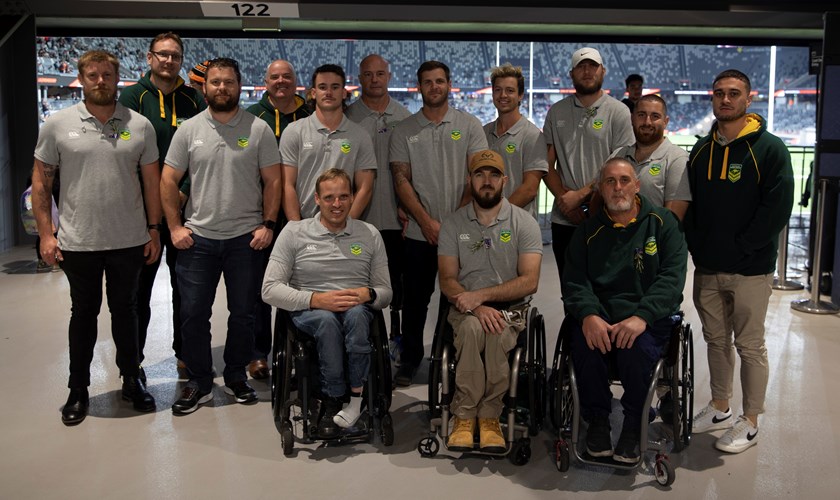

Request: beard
left=573, top=79, right=602, bottom=96
left=634, top=127, right=662, bottom=146
left=605, top=195, right=634, bottom=213
left=85, top=88, right=115, bottom=106
left=473, top=187, right=503, bottom=209
left=207, top=93, right=239, bottom=113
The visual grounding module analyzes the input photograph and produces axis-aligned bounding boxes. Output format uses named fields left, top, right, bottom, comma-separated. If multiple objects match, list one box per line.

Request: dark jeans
left=137, top=221, right=181, bottom=362
left=569, top=315, right=673, bottom=428
left=176, top=233, right=262, bottom=392
left=381, top=229, right=405, bottom=312
left=401, top=237, right=438, bottom=368
left=290, top=305, right=373, bottom=398
left=551, top=222, right=578, bottom=290
left=60, top=245, right=145, bottom=388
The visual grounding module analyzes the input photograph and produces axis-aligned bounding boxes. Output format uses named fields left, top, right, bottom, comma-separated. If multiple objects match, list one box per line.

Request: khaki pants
left=693, top=271, right=773, bottom=415
left=448, top=306, right=526, bottom=419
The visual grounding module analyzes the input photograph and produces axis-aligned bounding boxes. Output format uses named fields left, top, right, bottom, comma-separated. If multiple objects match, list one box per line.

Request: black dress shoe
left=318, top=397, right=344, bottom=438
left=122, top=376, right=156, bottom=412
left=61, top=388, right=89, bottom=426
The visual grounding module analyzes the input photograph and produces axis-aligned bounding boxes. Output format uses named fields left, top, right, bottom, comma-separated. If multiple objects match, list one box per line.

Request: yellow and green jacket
left=246, top=93, right=310, bottom=144
left=685, top=113, right=794, bottom=276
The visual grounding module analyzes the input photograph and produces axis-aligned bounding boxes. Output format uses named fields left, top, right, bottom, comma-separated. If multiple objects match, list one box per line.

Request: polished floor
left=2, top=243, right=839, bottom=500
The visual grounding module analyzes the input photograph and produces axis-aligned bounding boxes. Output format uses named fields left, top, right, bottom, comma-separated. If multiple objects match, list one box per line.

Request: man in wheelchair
left=438, top=150, right=542, bottom=453
left=262, top=168, right=392, bottom=438
left=563, top=158, right=687, bottom=463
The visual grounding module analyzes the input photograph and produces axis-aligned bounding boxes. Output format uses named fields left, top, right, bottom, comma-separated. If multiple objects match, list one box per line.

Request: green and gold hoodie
left=684, top=113, right=794, bottom=276
left=118, top=71, right=206, bottom=163
left=246, top=93, right=310, bottom=144
left=563, top=194, right=687, bottom=325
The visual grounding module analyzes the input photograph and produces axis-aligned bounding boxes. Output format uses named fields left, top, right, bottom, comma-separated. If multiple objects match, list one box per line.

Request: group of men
left=32, top=34, right=792, bottom=463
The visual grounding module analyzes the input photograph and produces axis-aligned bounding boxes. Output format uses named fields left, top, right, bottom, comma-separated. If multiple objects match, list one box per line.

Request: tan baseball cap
left=469, top=149, right=505, bottom=174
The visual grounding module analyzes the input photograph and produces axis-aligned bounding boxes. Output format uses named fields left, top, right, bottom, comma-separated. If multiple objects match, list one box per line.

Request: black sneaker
left=614, top=424, right=641, bottom=464
left=585, top=415, right=613, bottom=457
left=224, top=380, right=258, bottom=404
left=318, top=397, right=344, bottom=438
left=171, top=384, right=213, bottom=415
left=121, top=376, right=156, bottom=412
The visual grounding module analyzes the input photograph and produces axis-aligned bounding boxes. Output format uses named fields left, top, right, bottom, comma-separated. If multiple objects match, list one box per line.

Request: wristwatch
left=148, top=223, right=162, bottom=231
left=262, top=219, right=276, bottom=230
left=366, top=287, right=377, bottom=304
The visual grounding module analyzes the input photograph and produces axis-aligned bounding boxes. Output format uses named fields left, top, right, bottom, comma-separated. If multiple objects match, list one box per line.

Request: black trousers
left=400, top=237, right=438, bottom=368
left=60, top=245, right=145, bottom=388
left=137, top=221, right=181, bottom=362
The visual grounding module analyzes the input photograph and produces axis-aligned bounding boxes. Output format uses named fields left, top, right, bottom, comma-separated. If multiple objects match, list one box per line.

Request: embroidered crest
left=505, top=142, right=516, bottom=154
left=119, top=129, right=131, bottom=141
left=451, top=130, right=462, bottom=141
left=592, top=119, right=604, bottom=130
left=649, top=164, right=662, bottom=176
left=237, top=136, right=249, bottom=148
left=500, top=230, right=512, bottom=243
left=728, top=164, right=742, bottom=183
left=340, top=140, right=351, bottom=154
left=350, top=243, right=362, bottom=255
left=644, top=236, right=658, bottom=256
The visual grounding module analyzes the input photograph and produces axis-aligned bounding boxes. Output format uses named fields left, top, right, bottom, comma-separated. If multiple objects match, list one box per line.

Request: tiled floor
left=2, top=243, right=839, bottom=499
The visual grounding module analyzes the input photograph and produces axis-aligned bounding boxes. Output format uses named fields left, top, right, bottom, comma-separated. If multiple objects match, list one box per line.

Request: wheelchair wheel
left=555, top=439, right=570, bottom=472
left=271, top=314, right=292, bottom=428
left=417, top=436, right=440, bottom=458
left=526, top=308, right=547, bottom=435
left=654, top=454, right=676, bottom=486
left=373, top=312, right=392, bottom=417
left=680, top=323, right=695, bottom=448
left=549, top=331, right=574, bottom=436
left=280, top=420, right=294, bottom=456
left=509, top=437, right=531, bottom=466
left=380, top=413, right=394, bottom=446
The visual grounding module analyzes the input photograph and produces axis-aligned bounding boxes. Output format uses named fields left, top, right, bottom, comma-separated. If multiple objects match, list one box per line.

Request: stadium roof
left=10, top=0, right=835, bottom=44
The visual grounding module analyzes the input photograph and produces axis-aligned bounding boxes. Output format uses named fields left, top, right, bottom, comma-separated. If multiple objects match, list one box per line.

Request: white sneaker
left=333, top=395, right=363, bottom=428
left=715, top=415, right=758, bottom=453
left=693, top=402, right=733, bottom=432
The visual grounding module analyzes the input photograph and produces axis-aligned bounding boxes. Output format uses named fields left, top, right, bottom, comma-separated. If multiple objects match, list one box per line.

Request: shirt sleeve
left=466, top=113, right=489, bottom=155
left=33, top=117, right=60, bottom=166
left=261, top=224, right=314, bottom=311
left=357, top=130, right=378, bottom=171
left=665, top=150, right=692, bottom=202
left=369, top=228, right=393, bottom=310
left=523, top=129, right=549, bottom=173
left=164, top=125, right=189, bottom=171
left=437, top=214, right=459, bottom=257
left=138, top=118, right=159, bottom=166
left=278, top=122, right=301, bottom=167
left=389, top=121, right=409, bottom=164
left=256, top=120, right=282, bottom=169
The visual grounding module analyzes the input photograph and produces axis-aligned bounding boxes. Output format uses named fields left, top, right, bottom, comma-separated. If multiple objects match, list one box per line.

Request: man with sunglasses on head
left=119, top=32, right=206, bottom=376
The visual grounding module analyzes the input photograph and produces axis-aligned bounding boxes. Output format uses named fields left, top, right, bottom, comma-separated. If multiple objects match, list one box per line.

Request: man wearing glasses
left=119, top=32, right=206, bottom=376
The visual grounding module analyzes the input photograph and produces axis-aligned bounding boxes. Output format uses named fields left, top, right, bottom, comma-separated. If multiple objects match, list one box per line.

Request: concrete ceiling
left=8, top=1, right=835, bottom=43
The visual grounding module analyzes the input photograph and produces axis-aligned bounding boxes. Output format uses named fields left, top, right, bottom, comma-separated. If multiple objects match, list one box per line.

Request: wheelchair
left=417, top=298, right=547, bottom=465
left=270, top=308, right=394, bottom=456
left=549, top=313, right=694, bottom=486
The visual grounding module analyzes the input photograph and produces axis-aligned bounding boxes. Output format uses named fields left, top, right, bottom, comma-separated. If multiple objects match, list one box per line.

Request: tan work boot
left=478, top=418, right=506, bottom=453
left=447, top=416, right=476, bottom=451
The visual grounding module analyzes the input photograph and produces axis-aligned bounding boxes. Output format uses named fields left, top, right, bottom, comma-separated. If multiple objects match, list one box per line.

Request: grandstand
left=34, top=36, right=816, bottom=142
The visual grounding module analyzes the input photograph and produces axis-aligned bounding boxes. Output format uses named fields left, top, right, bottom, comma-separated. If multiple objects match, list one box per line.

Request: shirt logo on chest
left=728, top=164, right=742, bottom=183
left=408, top=135, right=420, bottom=144
left=505, top=142, right=517, bottom=154
left=644, top=236, right=658, bottom=256
left=649, top=164, right=662, bottom=176
left=500, top=230, right=512, bottom=243
left=451, top=130, right=462, bottom=141
left=340, top=140, right=351, bottom=154
left=303, top=141, right=314, bottom=149
left=350, top=243, right=363, bottom=255
left=237, top=136, right=249, bottom=148
left=119, top=129, right=131, bottom=141
left=592, top=119, right=604, bottom=130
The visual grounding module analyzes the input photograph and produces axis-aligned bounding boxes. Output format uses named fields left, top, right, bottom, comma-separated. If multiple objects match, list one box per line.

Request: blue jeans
left=176, top=233, right=262, bottom=392
left=569, top=315, right=673, bottom=428
left=290, top=305, right=373, bottom=398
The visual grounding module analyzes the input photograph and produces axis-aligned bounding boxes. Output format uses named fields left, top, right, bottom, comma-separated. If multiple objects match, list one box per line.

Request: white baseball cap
left=570, top=47, right=603, bottom=70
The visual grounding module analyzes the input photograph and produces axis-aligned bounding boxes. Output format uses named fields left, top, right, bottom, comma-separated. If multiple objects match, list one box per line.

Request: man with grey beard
left=562, top=158, right=687, bottom=464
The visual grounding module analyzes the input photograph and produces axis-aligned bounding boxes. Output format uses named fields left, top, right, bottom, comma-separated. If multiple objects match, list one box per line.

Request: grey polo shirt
left=346, top=97, right=411, bottom=231
left=390, top=107, right=488, bottom=241
left=34, top=102, right=158, bottom=251
left=165, top=107, right=281, bottom=239
left=261, top=215, right=393, bottom=311
left=438, top=198, right=542, bottom=298
left=484, top=116, right=549, bottom=219
left=543, top=93, right=633, bottom=226
left=279, top=113, right=377, bottom=219
left=610, top=137, right=691, bottom=207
